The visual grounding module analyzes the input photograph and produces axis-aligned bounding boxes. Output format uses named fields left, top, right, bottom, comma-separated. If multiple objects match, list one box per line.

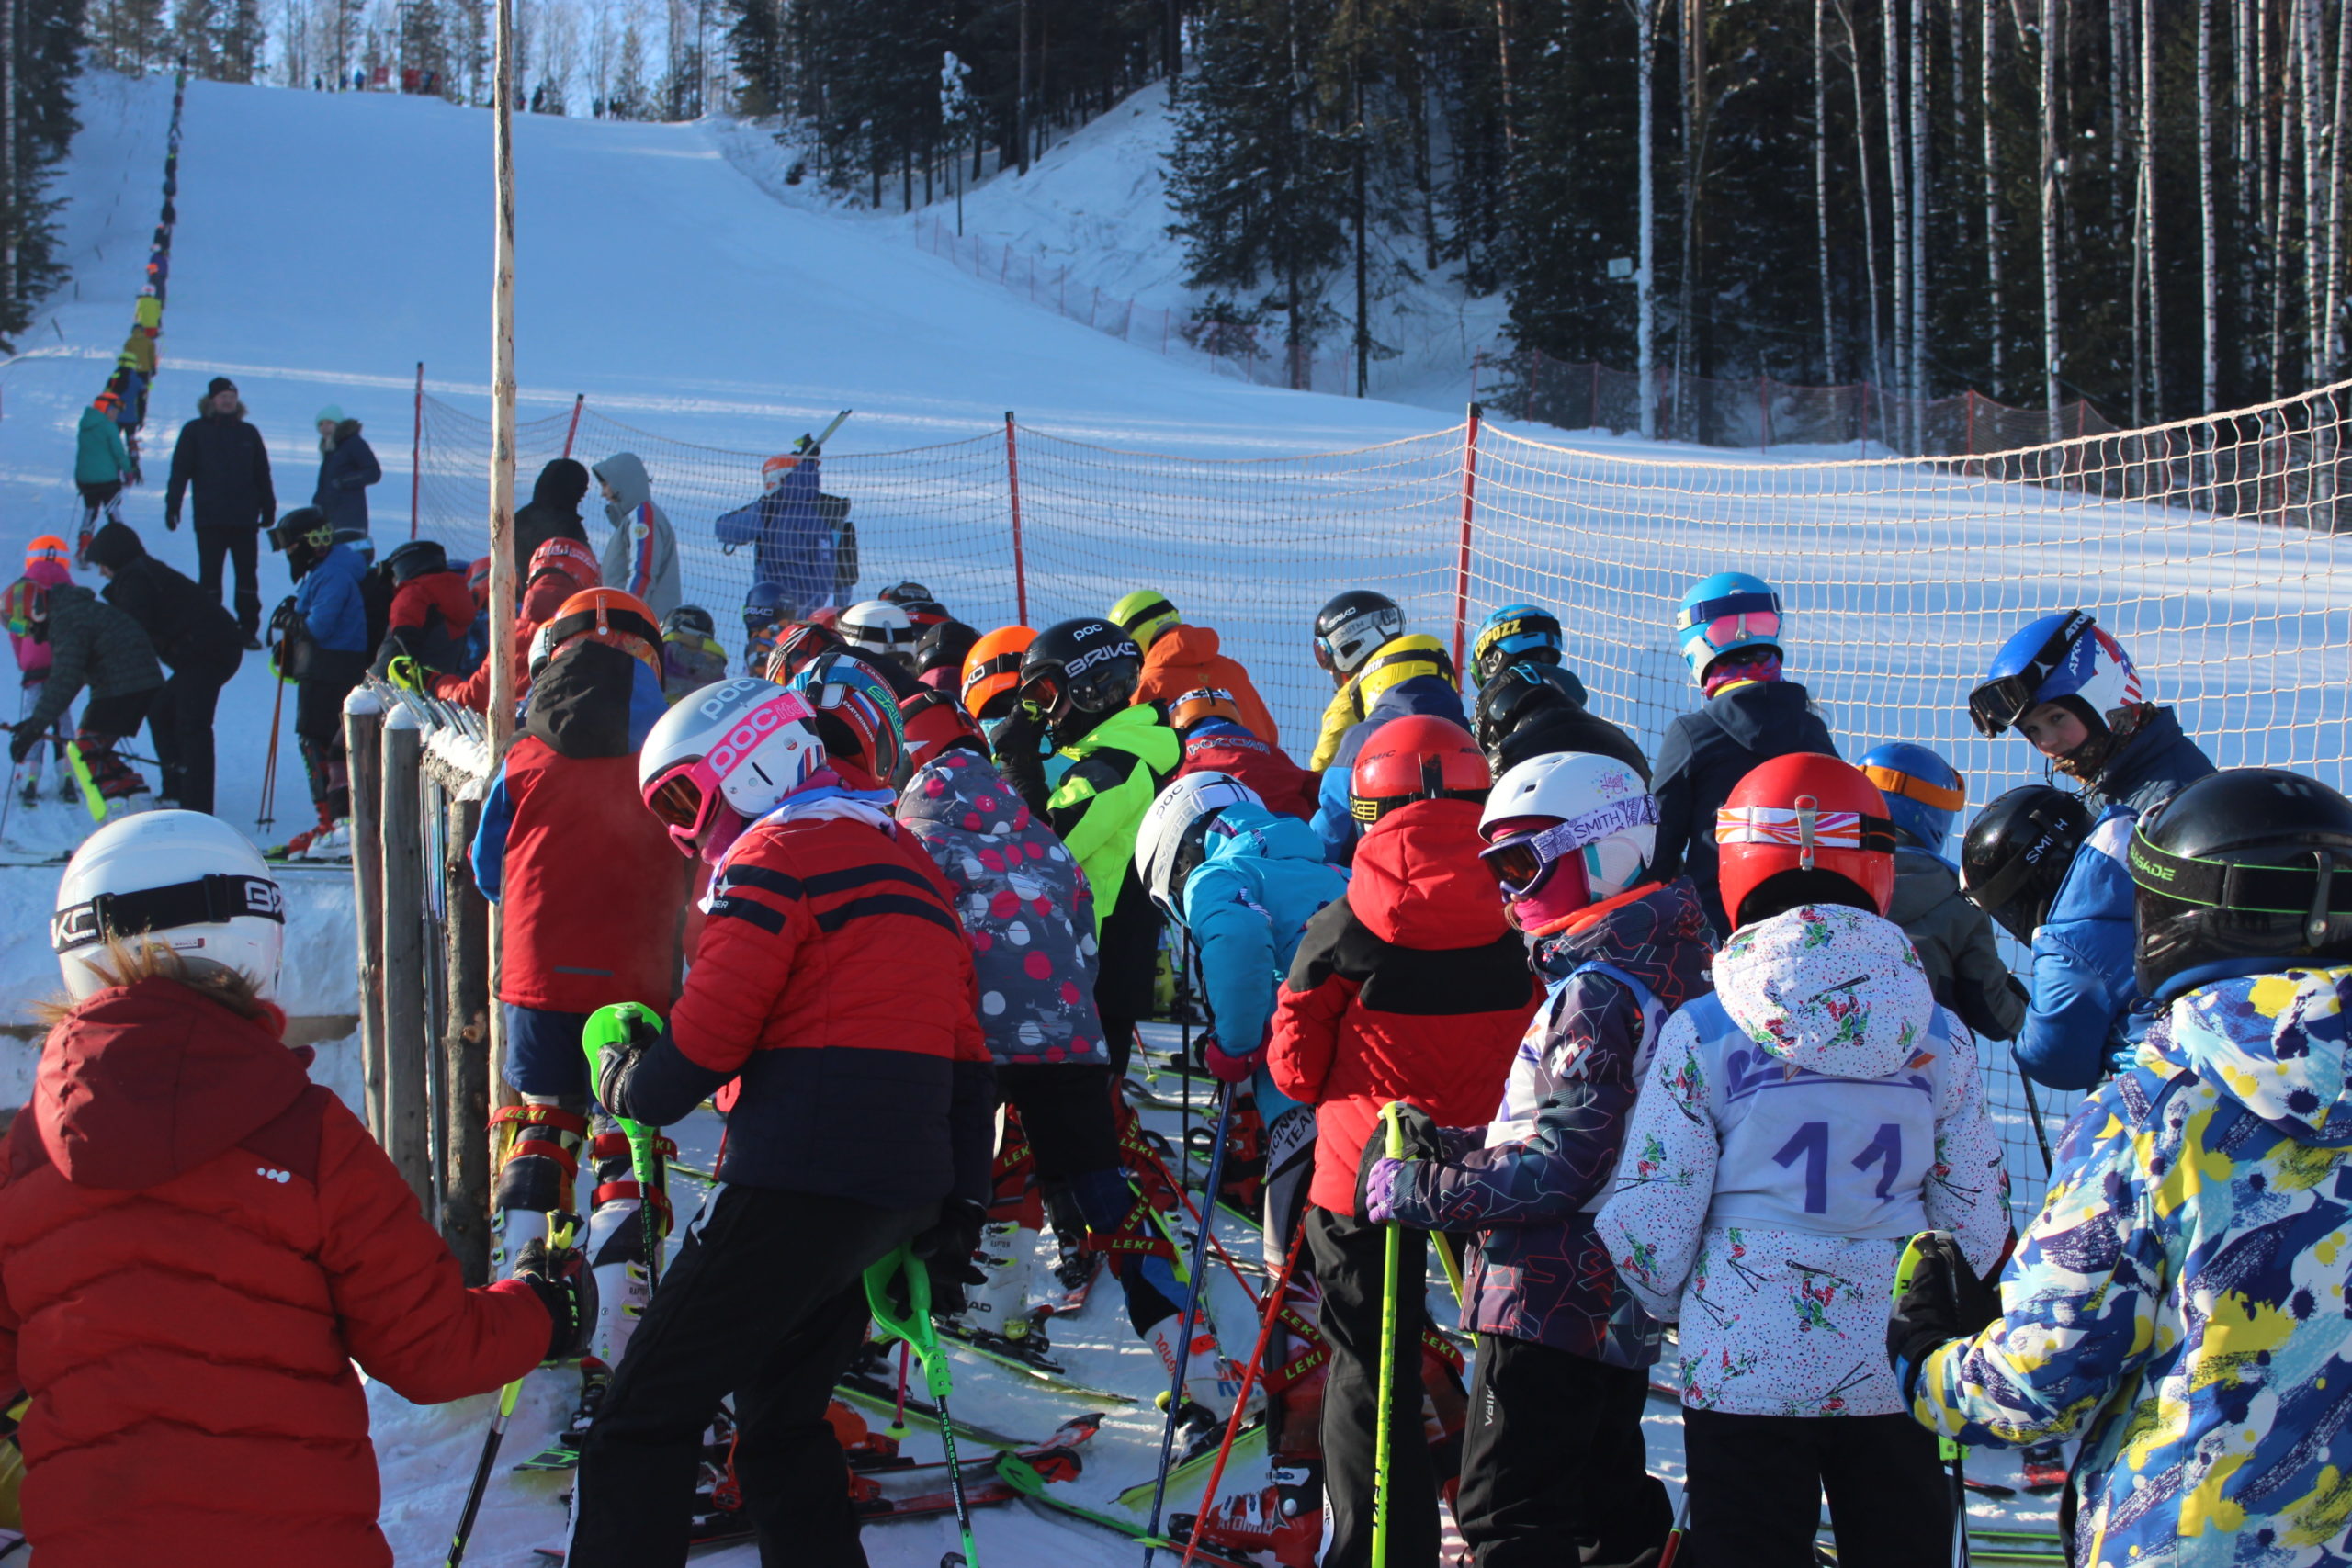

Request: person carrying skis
left=5, top=576, right=164, bottom=815
left=74, top=391, right=133, bottom=549
left=592, top=451, right=681, bottom=621
left=1307, top=632, right=1464, bottom=866
left=714, top=452, right=832, bottom=621
left=1649, top=571, right=1839, bottom=938
left=1859, top=741, right=2027, bottom=1043
left=472, top=586, right=685, bottom=1457
left=1890, top=767, right=2352, bottom=1568
left=1113, top=589, right=1282, bottom=744
left=6, top=537, right=76, bottom=806
left=0, top=810, right=580, bottom=1568
left=1597, top=752, right=2008, bottom=1568
left=578, top=675, right=993, bottom=1568
left=83, top=521, right=242, bottom=815
left=1965, top=610, right=2215, bottom=1089
left=1269, top=716, right=1540, bottom=1568
left=1167, top=687, right=1318, bottom=821
left=271, top=509, right=373, bottom=852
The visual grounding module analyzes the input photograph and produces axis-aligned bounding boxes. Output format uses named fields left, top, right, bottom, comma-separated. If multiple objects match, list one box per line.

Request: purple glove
left=1202, top=1032, right=1259, bottom=1084
left=1363, top=1156, right=1409, bottom=1224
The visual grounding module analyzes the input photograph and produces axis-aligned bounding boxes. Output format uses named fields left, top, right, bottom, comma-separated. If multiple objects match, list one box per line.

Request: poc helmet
left=1479, top=750, right=1657, bottom=932
left=1314, top=590, right=1406, bottom=682
left=638, top=678, right=824, bottom=854
left=1715, top=753, right=1898, bottom=929
left=1672, top=572, right=1782, bottom=686
left=1959, top=784, right=2093, bottom=944
left=2130, top=769, right=2352, bottom=997
left=51, top=810, right=286, bottom=1000
left=1135, top=771, right=1264, bottom=916
left=1021, top=617, right=1143, bottom=746
left=1859, top=742, right=1968, bottom=856
left=1471, top=604, right=1565, bottom=687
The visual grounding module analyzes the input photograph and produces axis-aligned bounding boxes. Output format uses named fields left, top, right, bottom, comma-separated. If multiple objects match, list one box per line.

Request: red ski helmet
left=1349, top=716, right=1490, bottom=825
left=1715, top=753, right=1899, bottom=929
left=899, top=687, right=985, bottom=768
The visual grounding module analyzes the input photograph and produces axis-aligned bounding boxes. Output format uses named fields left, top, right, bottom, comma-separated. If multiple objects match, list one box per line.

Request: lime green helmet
left=1110, top=589, right=1182, bottom=650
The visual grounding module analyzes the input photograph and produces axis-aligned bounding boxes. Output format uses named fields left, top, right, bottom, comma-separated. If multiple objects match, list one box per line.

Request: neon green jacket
left=1048, top=704, right=1180, bottom=934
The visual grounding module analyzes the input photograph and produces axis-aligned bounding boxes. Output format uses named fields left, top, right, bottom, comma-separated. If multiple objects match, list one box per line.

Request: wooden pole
left=344, top=688, right=388, bottom=1141
left=486, top=0, right=521, bottom=1145
left=441, top=787, right=491, bottom=1284
left=379, top=706, right=432, bottom=1213
left=1004, top=412, right=1028, bottom=625
left=1451, top=403, right=1484, bottom=672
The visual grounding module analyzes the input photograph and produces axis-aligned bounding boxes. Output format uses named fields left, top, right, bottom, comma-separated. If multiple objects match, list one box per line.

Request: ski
left=1034, top=1250, right=1101, bottom=1319
left=2020, top=1441, right=2068, bottom=1492
left=995, top=1452, right=1261, bottom=1568
left=62, top=741, right=105, bottom=822
left=831, top=1370, right=1029, bottom=1450
left=933, top=1324, right=1137, bottom=1404
left=856, top=1412, right=1104, bottom=1479
left=1114, top=1417, right=1268, bottom=1511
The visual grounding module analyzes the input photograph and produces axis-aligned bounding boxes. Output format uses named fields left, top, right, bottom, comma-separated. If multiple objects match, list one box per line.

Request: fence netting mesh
left=412, top=381, right=2352, bottom=1219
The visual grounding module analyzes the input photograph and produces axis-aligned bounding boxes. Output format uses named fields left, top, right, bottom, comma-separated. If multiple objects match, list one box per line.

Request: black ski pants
left=194, top=524, right=260, bottom=637
left=568, top=1183, right=933, bottom=1568
left=149, top=651, right=238, bottom=814
left=1307, top=1202, right=1440, bottom=1568
left=1679, top=1406, right=1951, bottom=1568
left=1454, top=1333, right=1669, bottom=1568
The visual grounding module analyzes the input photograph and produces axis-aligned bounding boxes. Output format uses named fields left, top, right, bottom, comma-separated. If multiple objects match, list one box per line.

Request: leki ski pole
left=1142, top=1082, right=1238, bottom=1568
left=1182, top=1223, right=1309, bottom=1567
left=445, top=1214, right=577, bottom=1568
left=865, top=1244, right=979, bottom=1567
left=1370, top=1100, right=1408, bottom=1568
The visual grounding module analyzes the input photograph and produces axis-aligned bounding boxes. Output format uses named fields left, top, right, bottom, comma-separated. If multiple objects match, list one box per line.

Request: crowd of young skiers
left=7, top=538, right=2352, bottom=1568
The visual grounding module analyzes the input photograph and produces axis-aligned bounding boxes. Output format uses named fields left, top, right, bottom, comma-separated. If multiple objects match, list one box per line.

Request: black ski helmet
left=919, top=619, right=980, bottom=678
left=1472, top=661, right=1572, bottom=762
left=383, top=537, right=448, bottom=584
left=663, top=604, right=717, bottom=639
left=1314, top=589, right=1405, bottom=678
left=2129, top=769, right=2352, bottom=996
left=1021, top=616, right=1142, bottom=743
left=1959, top=785, right=2094, bottom=944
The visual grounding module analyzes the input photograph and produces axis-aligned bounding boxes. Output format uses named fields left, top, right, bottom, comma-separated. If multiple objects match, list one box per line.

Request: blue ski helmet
left=1968, top=611, right=2143, bottom=739
left=1472, top=604, right=1564, bottom=684
left=1672, top=571, right=1783, bottom=684
left=1859, top=742, right=1967, bottom=853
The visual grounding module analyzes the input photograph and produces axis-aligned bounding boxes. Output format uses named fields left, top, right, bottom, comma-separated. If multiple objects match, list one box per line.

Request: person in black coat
left=165, top=376, right=275, bottom=647
left=1474, top=661, right=1652, bottom=783
left=311, top=405, right=382, bottom=536
left=512, top=458, right=591, bottom=579
left=84, top=521, right=243, bottom=815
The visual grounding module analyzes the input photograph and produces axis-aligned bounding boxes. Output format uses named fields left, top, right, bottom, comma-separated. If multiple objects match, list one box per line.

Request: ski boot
left=1168, top=1483, right=1323, bottom=1568
left=583, top=1112, right=673, bottom=1371
left=1038, top=1179, right=1102, bottom=1312
left=488, top=1100, right=591, bottom=1275
left=947, top=1218, right=1050, bottom=1362
left=1148, top=1312, right=1252, bottom=1463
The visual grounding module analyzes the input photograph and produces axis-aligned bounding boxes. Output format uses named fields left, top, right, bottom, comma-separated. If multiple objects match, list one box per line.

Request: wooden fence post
left=344, top=688, right=388, bottom=1141
left=379, top=706, right=433, bottom=1213
left=440, top=784, right=491, bottom=1284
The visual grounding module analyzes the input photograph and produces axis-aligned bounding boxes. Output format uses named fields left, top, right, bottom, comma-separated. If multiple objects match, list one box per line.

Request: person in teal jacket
left=75, top=393, right=134, bottom=543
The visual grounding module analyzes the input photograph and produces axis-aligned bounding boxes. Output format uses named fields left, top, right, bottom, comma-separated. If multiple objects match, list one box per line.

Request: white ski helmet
left=1135, top=771, right=1264, bottom=916
left=639, top=677, right=824, bottom=852
left=51, top=809, right=287, bottom=1001
left=838, top=599, right=920, bottom=671
left=1478, top=751, right=1658, bottom=912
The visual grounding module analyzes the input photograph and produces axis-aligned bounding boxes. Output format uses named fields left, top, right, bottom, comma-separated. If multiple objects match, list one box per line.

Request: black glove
left=1354, top=1100, right=1442, bottom=1218
left=7, top=728, right=34, bottom=766
left=1886, top=1229, right=2001, bottom=1404
left=590, top=1001, right=665, bottom=1119
left=164, top=508, right=180, bottom=532
left=910, top=1196, right=989, bottom=1319
left=514, top=1235, right=596, bottom=1363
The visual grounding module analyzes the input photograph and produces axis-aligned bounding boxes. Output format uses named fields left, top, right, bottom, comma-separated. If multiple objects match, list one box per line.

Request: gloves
left=1201, top=1032, right=1259, bottom=1085
left=1363, top=1156, right=1408, bottom=1224
left=384, top=654, right=424, bottom=693
left=989, top=705, right=1044, bottom=762
left=369, top=628, right=417, bottom=680
left=1354, top=1100, right=1442, bottom=1223
left=514, top=1235, right=596, bottom=1363
left=587, top=1000, right=665, bottom=1121
left=164, top=508, right=180, bottom=532
left=910, top=1196, right=989, bottom=1319
left=7, top=728, right=35, bottom=766
left=1885, top=1229, right=2001, bottom=1404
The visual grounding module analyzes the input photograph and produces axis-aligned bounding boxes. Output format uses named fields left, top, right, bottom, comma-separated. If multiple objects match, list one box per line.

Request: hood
left=520, top=569, right=582, bottom=625
left=593, top=451, right=653, bottom=513
left=1350, top=797, right=1510, bottom=949
left=1533, top=877, right=1709, bottom=992
left=899, top=749, right=1033, bottom=836
left=1713, top=903, right=1936, bottom=1079
left=530, top=457, right=591, bottom=511
left=1702, top=679, right=1816, bottom=750
left=2161, top=966, right=2352, bottom=1145
left=1202, top=798, right=1327, bottom=868
left=78, top=405, right=114, bottom=431
left=520, top=640, right=649, bottom=759
left=198, top=399, right=249, bottom=422
left=323, top=417, right=362, bottom=448
left=44, top=581, right=96, bottom=618
left=36, top=977, right=308, bottom=1190
left=1145, top=623, right=1223, bottom=671
left=1886, top=846, right=1962, bottom=927
left=84, top=520, right=148, bottom=571
left=1362, top=674, right=1465, bottom=728
left=2089, top=706, right=2214, bottom=816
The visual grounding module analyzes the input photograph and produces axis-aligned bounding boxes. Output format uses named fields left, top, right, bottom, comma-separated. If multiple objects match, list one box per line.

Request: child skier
left=1305, top=588, right=1409, bottom=773
left=421, top=536, right=601, bottom=712
left=1597, top=752, right=2007, bottom=1568
left=6, top=536, right=75, bottom=805
left=377, top=538, right=479, bottom=677
left=1860, top=741, right=2028, bottom=1043
left=1113, top=589, right=1283, bottom=743
left=1649, top=571, right=1840, bottom=937
left=592, top=451, right=682, bottom=620
left=74, top=391, right=133, bottom=547
left=578, top=676, right=993, bottom=1568
left=1269, top=716, right=1540, bottom=1568
left=1167, top=687, right=1319, bottom=821
left=2, top=810, right=576, bottom=1567
left=659, top=605, right=727, bottom=700
left=715, top=451, right=832, bottom=621
left=277, top=510, right=373, bottom=851
left=1365, top=750, right=1706, bottom=1567
left=1473, top=660, right=1650, bottom=782
left=1307, top=633, right=1464, bottom=865
left=4, top=576, right=164, bottom=815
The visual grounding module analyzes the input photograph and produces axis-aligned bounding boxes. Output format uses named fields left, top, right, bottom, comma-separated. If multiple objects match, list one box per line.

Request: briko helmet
left=789, top=650, right=908, bottom=782
left=1109, top=589, right=1182, bottom=651
left=2129, top=768, right=2352, bottom=996
left=898, top=687, right=986, bottom=769
left=742, top=580, right=789, bottom=630
left=1478, top=750, right=1658, bottom=931
left=639, top=678, right=824, bottom=853
left=1167, top=687, right=1247, bottom=735
left=51, top=809, right=286, bottom=1001
left=918, top=619, right=980, bottom=678
left=1859, top=741, right=1968, bottom=855
left=543, top=586, right=663, bottom=680
left=1471, top=604, right=1564, bottom=687
left=961, top=625, right=1035, bottom=721
left=1969, top=610, right=2144, bottom=742
left=838, top=598, right=920, bottom=671
left=1134, top=770, right=1264, bottom=916
left=1958, top=784, right=2093, bottom=944
left=1313, top=589, right=1406, bottom=680
left=1021, top=617, right=1143, bottom=743
left=1715, top=753, right=1899, bottom=929
left=1672, top=571, right=1783, bottom=685
left=382, top=537, right=448, bottom=584
left=24, top=535, right=71, bottom=573
left=1473, top=660, right=1574, bottom=761
left=1350, top=716, right=1490, bottom=825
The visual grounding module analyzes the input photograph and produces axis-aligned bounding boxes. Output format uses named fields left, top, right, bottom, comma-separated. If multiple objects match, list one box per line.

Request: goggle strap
left=52, top=873, right=286, bottom=953
left=2128, top=833, right=2352, bottom=918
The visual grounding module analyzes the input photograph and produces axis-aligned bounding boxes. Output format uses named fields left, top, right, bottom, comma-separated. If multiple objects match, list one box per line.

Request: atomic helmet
left=1021, top=617, right=1143, bottom=745
left=1969, top=611, right=2144, bottom=744
left=382, top=537, right=448, bottom=584
left=1472, top=661, right=1574, bottom=761
left=1349, top=716, right=1490, bottom=826
left=1135, top=771, right=1265, bottom=916
left=898, top=687, right=987, bottom=768
left=1471, top=604, right=1565, bottom=686
left=961, top=626, right=1035, bottom=721
left=790, top=650, right=908, bottom=783
left=639, top=678, right=824, bottom=854
left=1859, top=741, right=1968, bottom=856
left=1672, top=572, right=1783, bottom=685
left=760, top=453, right=801, bottom=491
left=1958, top=784, right=2092, bottom=944
left=1715, top=753, right=1898, bottom=929
left=1314, top=590, right=1406, bottom=681
left=2130, top=769, right=2352, bottom=996
left=1478, top=751, right=1658, bottom=931
left=529, top=536, right=601, bottom=590
left=1110, top=590, right=1182, bottom=651
left=839, top=598, right=920, bottom=672
left=765, top=619, right=847, bottom=684
left=25, top=536, right=71, bottom=573
left=544, top=587, right=663, bottom=680
left=1167, top=687, right=1247, bottom=735
left=51, top=809, right=286, bottom=1001
left=917, top=619, right=979, bottom=680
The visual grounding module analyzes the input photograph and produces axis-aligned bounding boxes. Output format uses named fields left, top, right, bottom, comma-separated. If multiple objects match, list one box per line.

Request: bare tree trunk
left=1494, top=0, right=1517, bottom=158
left=1634, top=0, right=1657, bottom=437
left=1909, top=0, right=1929, bottom=412
left=1885, top=0, right=1910, bottom=415
left=2, top=0, right=15, bottom=310
left=1840, top=0, right=1885, bottom=408
left=2141, top=0, right=2161, bottom=417
left=2041, top=0, right=2062, bottom=431
left=2325, top=0, right=2350, bottom=378
left=1816, top=0, right=1836, bottom=379
left=2304, top=0, right=2327, bottom=383
left=2270, top=0, right=2290, bottom=396
left=1016, top=0, right=1030, bottom=176
left=1983, top=0, right=2004, bottom=391
left=2200, top=0, right=2218, bottom=411
left=1676, top=0, right=1703, bottom=419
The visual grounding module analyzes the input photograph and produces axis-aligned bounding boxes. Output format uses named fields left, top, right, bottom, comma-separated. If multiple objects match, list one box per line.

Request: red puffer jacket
left=1178, top=719, right=1319, bottom=822
left=389, top=567, right=479, bottom=671
left=431, top=550, right=600, bottom=710
left=0, top=977, right=547, bottom=1567
left=1269, top=797, right=1540, bottom=1214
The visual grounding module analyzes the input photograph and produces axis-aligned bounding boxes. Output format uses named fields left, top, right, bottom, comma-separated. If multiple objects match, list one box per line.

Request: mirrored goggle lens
left=1967, top=674, right=2035, bottom=737
left=1312, top=637, right=1335, bottom=671
left=1702, top=608, right=1780, bottom=648
left=645, top=768, right=713, bottom=832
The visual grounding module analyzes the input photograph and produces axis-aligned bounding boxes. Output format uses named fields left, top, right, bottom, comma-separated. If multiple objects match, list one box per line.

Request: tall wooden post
left=441, top=789, right=491, bottom=1284
left=486, top=0, right=521, bottom=1152
left=379, top=706, right=432, bottom=1213
left=344, top=688, right=388, bottom=1140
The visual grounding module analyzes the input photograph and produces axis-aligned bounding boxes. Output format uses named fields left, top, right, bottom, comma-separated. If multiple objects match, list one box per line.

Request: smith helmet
left=2130, top=769, right=2352, bottom=996
left=1959, top=784, right=2092, bottom=944
left=1859, top=742, right=1968, bottom=856
left=1479, top=750, right=1657, bottom=931
left=1314, top=590, right=1405, bottom=679
left=1715, top=753, right=1897, bottom=929
left=1673, top=572, right=1782, bottom=685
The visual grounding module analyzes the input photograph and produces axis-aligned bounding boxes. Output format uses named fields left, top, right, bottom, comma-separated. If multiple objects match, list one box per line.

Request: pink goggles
left=641, top=690, right=815, bottom=849
left=1694, top=608, right=1780, bottom=649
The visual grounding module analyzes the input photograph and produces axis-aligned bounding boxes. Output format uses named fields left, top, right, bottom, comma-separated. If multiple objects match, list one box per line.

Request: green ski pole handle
left=582, top=1001, right=670, bottom=1275
left=862, top=1245, right=978, bottom=1565
left=1371, top=1100, right=1406, bottom=1568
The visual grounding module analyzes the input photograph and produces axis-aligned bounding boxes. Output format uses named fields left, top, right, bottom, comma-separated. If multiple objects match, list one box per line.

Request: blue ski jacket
left=1308, top=675, right=1465, bottom=866
left=293, top=539, right=370, bottom=654
left=714, top=458, right=832, bottom=620
left=1649, top=677, right=1839, bottom=938
left=1181, top=800, right=1351, bottom=1057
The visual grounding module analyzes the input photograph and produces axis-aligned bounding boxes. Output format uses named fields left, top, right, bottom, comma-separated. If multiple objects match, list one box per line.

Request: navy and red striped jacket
left=609, top=787, right=996, bottom=1211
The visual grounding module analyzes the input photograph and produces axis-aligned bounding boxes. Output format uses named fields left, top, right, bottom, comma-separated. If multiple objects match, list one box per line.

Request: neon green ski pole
left=1371, top=1100, right=1406, bottom=1568
left=865, top=1244, right=980, bottom=1567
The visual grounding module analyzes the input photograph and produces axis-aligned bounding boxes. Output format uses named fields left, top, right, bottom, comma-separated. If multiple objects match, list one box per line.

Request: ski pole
left=1657, top=1486, right=1692, bottom=1568
left=1371, top=1100, right=1407, bottom=1568
left=2011, top=1050, right=2055, bottom=1179
left=256, top=664, right=286, bottom=829
left=445, top=1213, right=575, bottom=1568
left=1942, top=1259, right=1973, bottom=1568
left=1182, top=1221, right=1309, bottom=1568
left=582, top=1004, right=670, bottom=1280
left=1141, top=1082, right=1238, bottom=1568
left=864, top=1245, right=979, bottom=1567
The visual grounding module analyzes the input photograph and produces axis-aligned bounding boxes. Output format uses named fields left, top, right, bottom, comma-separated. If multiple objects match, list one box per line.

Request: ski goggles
left=1478, top=796, right=1657, bottom=897
left=766, top=621, right=842, bottom=682
left=1860, top=762, right=1968, bottom=813
left=640, top=690, right=816, bottom=843
left=1673, top=590, right=1782, bottom=652
left=51, top=871, right=284, bottom=954
left=1314, top=610, right=1390, bottom=673
left=1715, top=803, right=1897, bottom=864
left=1967, top=609, right=2093, bottom=737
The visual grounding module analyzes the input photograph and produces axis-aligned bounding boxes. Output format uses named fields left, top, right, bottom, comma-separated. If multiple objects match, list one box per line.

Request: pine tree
left=607, top=15, right=647, bottom=118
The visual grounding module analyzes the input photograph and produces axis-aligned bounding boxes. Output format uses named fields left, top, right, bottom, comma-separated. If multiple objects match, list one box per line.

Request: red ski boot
left=1170, top=1483, right=1323, bottom=1568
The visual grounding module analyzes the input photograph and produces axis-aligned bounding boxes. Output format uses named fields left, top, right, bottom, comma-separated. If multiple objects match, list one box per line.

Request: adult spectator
left=311, top=404, right=382, bottom=536
left=84, top=521, right=243, bottom=816
left=591, top=452, right=680, bottom=620
left=512, top=457, right=591, bottom=579
left=165, top=376, right=274, bottom=649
